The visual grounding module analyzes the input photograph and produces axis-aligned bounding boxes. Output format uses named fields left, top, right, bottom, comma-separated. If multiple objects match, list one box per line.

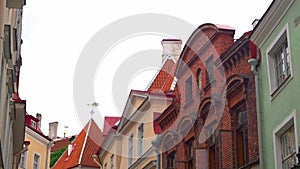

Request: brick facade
left=157, top=24, right=259, bottom=169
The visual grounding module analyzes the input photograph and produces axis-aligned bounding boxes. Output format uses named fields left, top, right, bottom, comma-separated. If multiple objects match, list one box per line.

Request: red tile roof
left=103, top=116, right=120, bottom=136
left=25, top=113, right=51, bottom=141
left=53, top=119, right=103, bottom=169
left=51, top=136, right=76, bottom=152
left=147, top=59, right=176, bottom=93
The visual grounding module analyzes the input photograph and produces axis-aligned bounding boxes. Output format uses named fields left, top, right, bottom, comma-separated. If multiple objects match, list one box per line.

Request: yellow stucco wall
left=101, top=95, right=172, bottom=169
left=18, top=128, right=50, bottom=169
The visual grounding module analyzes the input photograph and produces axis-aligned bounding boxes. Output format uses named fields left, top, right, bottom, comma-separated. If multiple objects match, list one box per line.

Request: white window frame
left=128, top=133, right=134, bottom=167
left=137, top=123, right=144, bottom=157
left=266, top=23, right=293, bottom=99
left=19, top=151, right=27, bottom=169
left=33, top=153, right=40, bottom=169
left=273, top=110, right=298, bottom=169
left=30, top=120, right=36, bottom=128
left=110, top=154, right=114, bottom=169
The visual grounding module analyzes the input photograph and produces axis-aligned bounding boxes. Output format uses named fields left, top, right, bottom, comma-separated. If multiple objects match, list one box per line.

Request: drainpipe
left=248, top=58, right=264, bottom=168
left=92, top=154, right=103, bottom=169
left=45, top=140, right=54, bottom=169
left=151, top=134, right=161, bottom=169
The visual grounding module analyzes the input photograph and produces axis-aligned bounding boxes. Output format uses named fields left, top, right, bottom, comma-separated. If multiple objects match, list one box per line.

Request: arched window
left=197, top=69, right=202, bottom=90
left=196, top=69, right=202, bottom=97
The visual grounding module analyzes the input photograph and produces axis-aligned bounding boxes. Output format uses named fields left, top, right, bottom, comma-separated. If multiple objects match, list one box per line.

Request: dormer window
left=30, top=120, right=36, bottom=128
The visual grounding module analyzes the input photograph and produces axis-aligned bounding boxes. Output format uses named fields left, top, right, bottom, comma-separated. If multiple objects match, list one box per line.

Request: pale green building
left=250, top=0, right=300, bottom=168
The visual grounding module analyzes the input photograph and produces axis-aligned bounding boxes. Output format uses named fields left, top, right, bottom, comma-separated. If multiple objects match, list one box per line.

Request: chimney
left=36, top=113, right=42, bottom=129
left=48, top=122, right=58, bottom=139
left=68, top=143, right=73, bottom=156
left=252, top=19, right=260, bottom=29
left=161, top=39, right=182, bottom=63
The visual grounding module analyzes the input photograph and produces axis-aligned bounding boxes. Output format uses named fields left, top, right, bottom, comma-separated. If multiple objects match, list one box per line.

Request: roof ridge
left=78, top=119, right=92, bottom=165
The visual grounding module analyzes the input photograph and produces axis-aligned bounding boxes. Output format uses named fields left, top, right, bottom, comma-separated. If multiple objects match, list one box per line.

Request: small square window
left=30, top=120, right=36, bottom=128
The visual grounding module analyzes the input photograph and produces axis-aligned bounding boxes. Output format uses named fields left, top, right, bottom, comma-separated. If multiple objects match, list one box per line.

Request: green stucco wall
left=258, top=1, right=300, bottom=168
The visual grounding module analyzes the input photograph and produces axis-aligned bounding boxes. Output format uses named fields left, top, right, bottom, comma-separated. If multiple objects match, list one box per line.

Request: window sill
left=270, top=75, right=293, bottom=101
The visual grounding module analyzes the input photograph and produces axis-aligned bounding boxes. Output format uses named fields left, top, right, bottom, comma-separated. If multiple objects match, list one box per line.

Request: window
left=281, top=126, right=296, bottom=169
left=19, top=152, right=27, bottom=168
left=197, top=69, right=202, bottom=96
left=186, top=139, right=194, bottom=169
left=273, top=112, right=297, bottom=169
left=197, top=69, right=202, bottom=89
left=209, top=143, right=216, bottom=169
left=33, top=154, right=40, bottom=169
left=138, top=124, right=144, bottom=156
left=266, top=24, right=292, bottom=97
left=167, top=152, right=176, bottom=169
left=235, top=104, right=248, bottom=168
left=30, top=120, right=36, bottom=128
left=274, top=39, right=290, bottom=86
left=128, top=134, right=133, bottom=166
left=104, top=163, right=107, bottom=169
left=110, top=154, right=114, bottom=169
left=206, top=56, right=214, bottom=84
left=207, top=127, right=216, bottom=169
left=185, top=76, right=192, bottom=103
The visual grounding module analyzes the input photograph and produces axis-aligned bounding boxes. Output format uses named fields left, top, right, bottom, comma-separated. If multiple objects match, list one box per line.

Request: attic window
left=30, top=120, right=36, bottom=128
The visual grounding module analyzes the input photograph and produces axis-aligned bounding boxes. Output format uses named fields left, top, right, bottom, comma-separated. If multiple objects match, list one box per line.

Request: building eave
left=26, top=126, right=51, bottom=145
left=251, top=0, right=295, bottom=48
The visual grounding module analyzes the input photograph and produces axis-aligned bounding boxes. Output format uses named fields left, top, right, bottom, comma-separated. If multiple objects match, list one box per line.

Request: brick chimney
left=36, top=113, right=42, bottom=129
left=49, top=122, right=58, bottom=139
left=161, top=39, right=182, bottom=63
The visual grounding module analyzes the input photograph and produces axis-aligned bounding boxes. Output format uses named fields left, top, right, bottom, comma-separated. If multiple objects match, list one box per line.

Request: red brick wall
left=159, top=25, right=259, bottom=169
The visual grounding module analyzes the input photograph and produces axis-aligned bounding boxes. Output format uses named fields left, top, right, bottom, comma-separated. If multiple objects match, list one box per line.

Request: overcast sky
left=19, top=0, right=273, bottom=137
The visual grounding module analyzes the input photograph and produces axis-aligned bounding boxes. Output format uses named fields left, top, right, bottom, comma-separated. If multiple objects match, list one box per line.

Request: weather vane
left=87, top=102, right=99, bottom=118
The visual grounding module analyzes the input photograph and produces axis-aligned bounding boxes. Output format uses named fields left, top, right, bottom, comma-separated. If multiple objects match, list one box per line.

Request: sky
left=19, top=0, right=273, bottom=137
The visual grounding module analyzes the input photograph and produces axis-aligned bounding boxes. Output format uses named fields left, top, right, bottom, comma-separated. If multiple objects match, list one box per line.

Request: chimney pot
left=68, top=144, right=73, bottom=156
left=252, top=19, right=260, bottom=29
left=161, top=39, right=182, bottom=63
left=36, top=113, right=42, bottom=129
left=49, top=122, right=58, bottom=139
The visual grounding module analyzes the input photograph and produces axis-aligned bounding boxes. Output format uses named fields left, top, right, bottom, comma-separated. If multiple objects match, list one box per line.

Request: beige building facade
left=18, top=114, right=52, bottom=169
left=99, top=90, right=174, bottom=169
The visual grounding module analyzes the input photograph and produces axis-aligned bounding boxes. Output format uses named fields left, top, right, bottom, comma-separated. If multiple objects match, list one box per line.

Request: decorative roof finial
left=87, top=102, right=99, bottom=118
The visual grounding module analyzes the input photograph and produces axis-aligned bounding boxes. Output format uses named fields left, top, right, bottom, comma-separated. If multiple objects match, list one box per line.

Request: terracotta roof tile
left=53, top=119, right=103, bottom=169
left=147, top=59, right=176, bottom=93
left=51, top=136, right=76, bottom=152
